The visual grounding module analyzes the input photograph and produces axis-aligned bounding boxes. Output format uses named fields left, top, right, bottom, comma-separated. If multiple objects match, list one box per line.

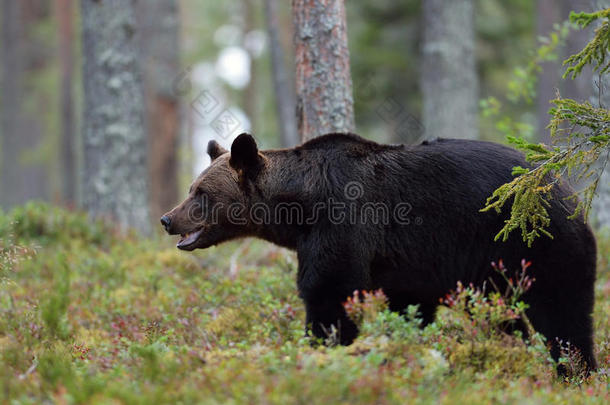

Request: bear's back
left=297, top=133, right=534, bottom=204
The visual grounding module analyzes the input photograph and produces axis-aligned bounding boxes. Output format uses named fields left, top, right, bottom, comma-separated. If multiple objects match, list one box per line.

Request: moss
left=449, top=339, right=534, bottom=375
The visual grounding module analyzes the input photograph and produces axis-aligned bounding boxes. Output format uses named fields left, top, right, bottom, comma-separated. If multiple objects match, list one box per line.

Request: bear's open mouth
left=177, top=228, right=204, bottom=250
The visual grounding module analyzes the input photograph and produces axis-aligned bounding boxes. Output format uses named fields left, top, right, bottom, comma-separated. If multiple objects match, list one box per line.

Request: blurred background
left=0, top=0, right=605, bottom=233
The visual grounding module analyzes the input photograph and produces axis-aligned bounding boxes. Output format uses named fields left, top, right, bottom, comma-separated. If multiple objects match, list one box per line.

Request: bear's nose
left=160, top=215, right=171, bottom=231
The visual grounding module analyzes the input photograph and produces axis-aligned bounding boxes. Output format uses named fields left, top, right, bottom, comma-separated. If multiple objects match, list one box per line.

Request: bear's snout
left=160, top=215, right=172, bottom=233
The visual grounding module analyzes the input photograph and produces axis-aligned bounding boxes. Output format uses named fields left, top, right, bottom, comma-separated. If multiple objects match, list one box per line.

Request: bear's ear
left=207, top=140, right=228, bottom=161
left=229, top=133, right=262, bottom=173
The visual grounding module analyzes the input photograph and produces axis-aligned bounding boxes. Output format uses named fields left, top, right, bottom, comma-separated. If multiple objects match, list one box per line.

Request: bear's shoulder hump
left=299, top=132, right=402, bottom=152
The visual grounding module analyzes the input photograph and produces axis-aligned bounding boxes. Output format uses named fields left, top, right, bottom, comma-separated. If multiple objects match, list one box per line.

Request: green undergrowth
left=0, top=202, right=608, bottom=404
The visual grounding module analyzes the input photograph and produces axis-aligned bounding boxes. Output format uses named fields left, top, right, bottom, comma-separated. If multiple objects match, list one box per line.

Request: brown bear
left=161, top=132, right=597, bottom=372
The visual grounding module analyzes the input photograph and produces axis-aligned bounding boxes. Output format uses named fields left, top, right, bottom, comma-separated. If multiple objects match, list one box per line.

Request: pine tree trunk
left=421, top=0, right=478, bottom=140
left=136, top=0, right=181, bottom=223
left=57, top=0, right=76, bottom=206
left=293, top=0, right=355, bottom=142
left=80, top=0, right=150, bottom=233
left=265, top=0, right=298, bottom=147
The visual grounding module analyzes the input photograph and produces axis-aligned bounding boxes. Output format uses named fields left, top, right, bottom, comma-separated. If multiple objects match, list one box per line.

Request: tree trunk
left=561, top=0, right=593, bottom=103
left=292, top=0, right=355, bottom=142
left=242, top=0, right=259, bottom=139
left=591, top=69, right=610, bottom=229
left=536, top=0, right=561, bottom=144
left=265, top=0, right=299, bottom=147
left=80, top=0, right=150, bottom=233
left=537, top=0, right=595, bottom=144
left=136, top=0, right=181, bottom=223
left=57, top=0, right=76, bottom=206
left=590, top=0, right=610, bottom=229
left=421, top=0, right=478, bottom=140
left=0, top=0, right=49, bottom=209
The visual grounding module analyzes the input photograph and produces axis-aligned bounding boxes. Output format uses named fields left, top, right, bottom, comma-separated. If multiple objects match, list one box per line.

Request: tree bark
left=421, top=0, right=478, bottom=141
left=589, top=0, right=610, bottom=229
left=57, top=0, right=76, bottom=206
left=561, top=0, right=593, bottom=103
left=293, top=0, right=355, bottom=142
left=421, top=0, right=478, bottom=140
left=536, top=0, right=561, bottom=144
left=537, top=0, right=595, bottom=144
left=243, top=0, right=258, bottom=137
left=136, top=0, right=181, bottom=223
left=591, top=69, right=610, bottom=229
left=265, top=0, right=299, bottom=147
left=80, top=0, right=150, bottom=233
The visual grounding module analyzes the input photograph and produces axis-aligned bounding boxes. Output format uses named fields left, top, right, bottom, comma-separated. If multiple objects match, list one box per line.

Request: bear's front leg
left=296, top=237, right=370, bottom=346
left=303, top=295, right=358, bottom=345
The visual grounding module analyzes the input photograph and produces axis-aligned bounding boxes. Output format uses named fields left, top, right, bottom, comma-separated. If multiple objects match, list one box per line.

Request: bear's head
left=160, top=133, right=264, bottom=250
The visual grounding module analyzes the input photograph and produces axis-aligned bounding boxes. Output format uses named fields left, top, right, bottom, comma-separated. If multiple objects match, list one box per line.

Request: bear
left=161, top=132, right=597, bottom=372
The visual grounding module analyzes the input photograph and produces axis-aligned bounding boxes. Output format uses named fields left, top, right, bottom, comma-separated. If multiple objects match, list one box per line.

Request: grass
left=0, top=202, right=608, bottom=404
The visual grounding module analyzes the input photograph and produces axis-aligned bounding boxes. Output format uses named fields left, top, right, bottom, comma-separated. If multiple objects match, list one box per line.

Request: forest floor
left=1, top=202, right=609, bottom=404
